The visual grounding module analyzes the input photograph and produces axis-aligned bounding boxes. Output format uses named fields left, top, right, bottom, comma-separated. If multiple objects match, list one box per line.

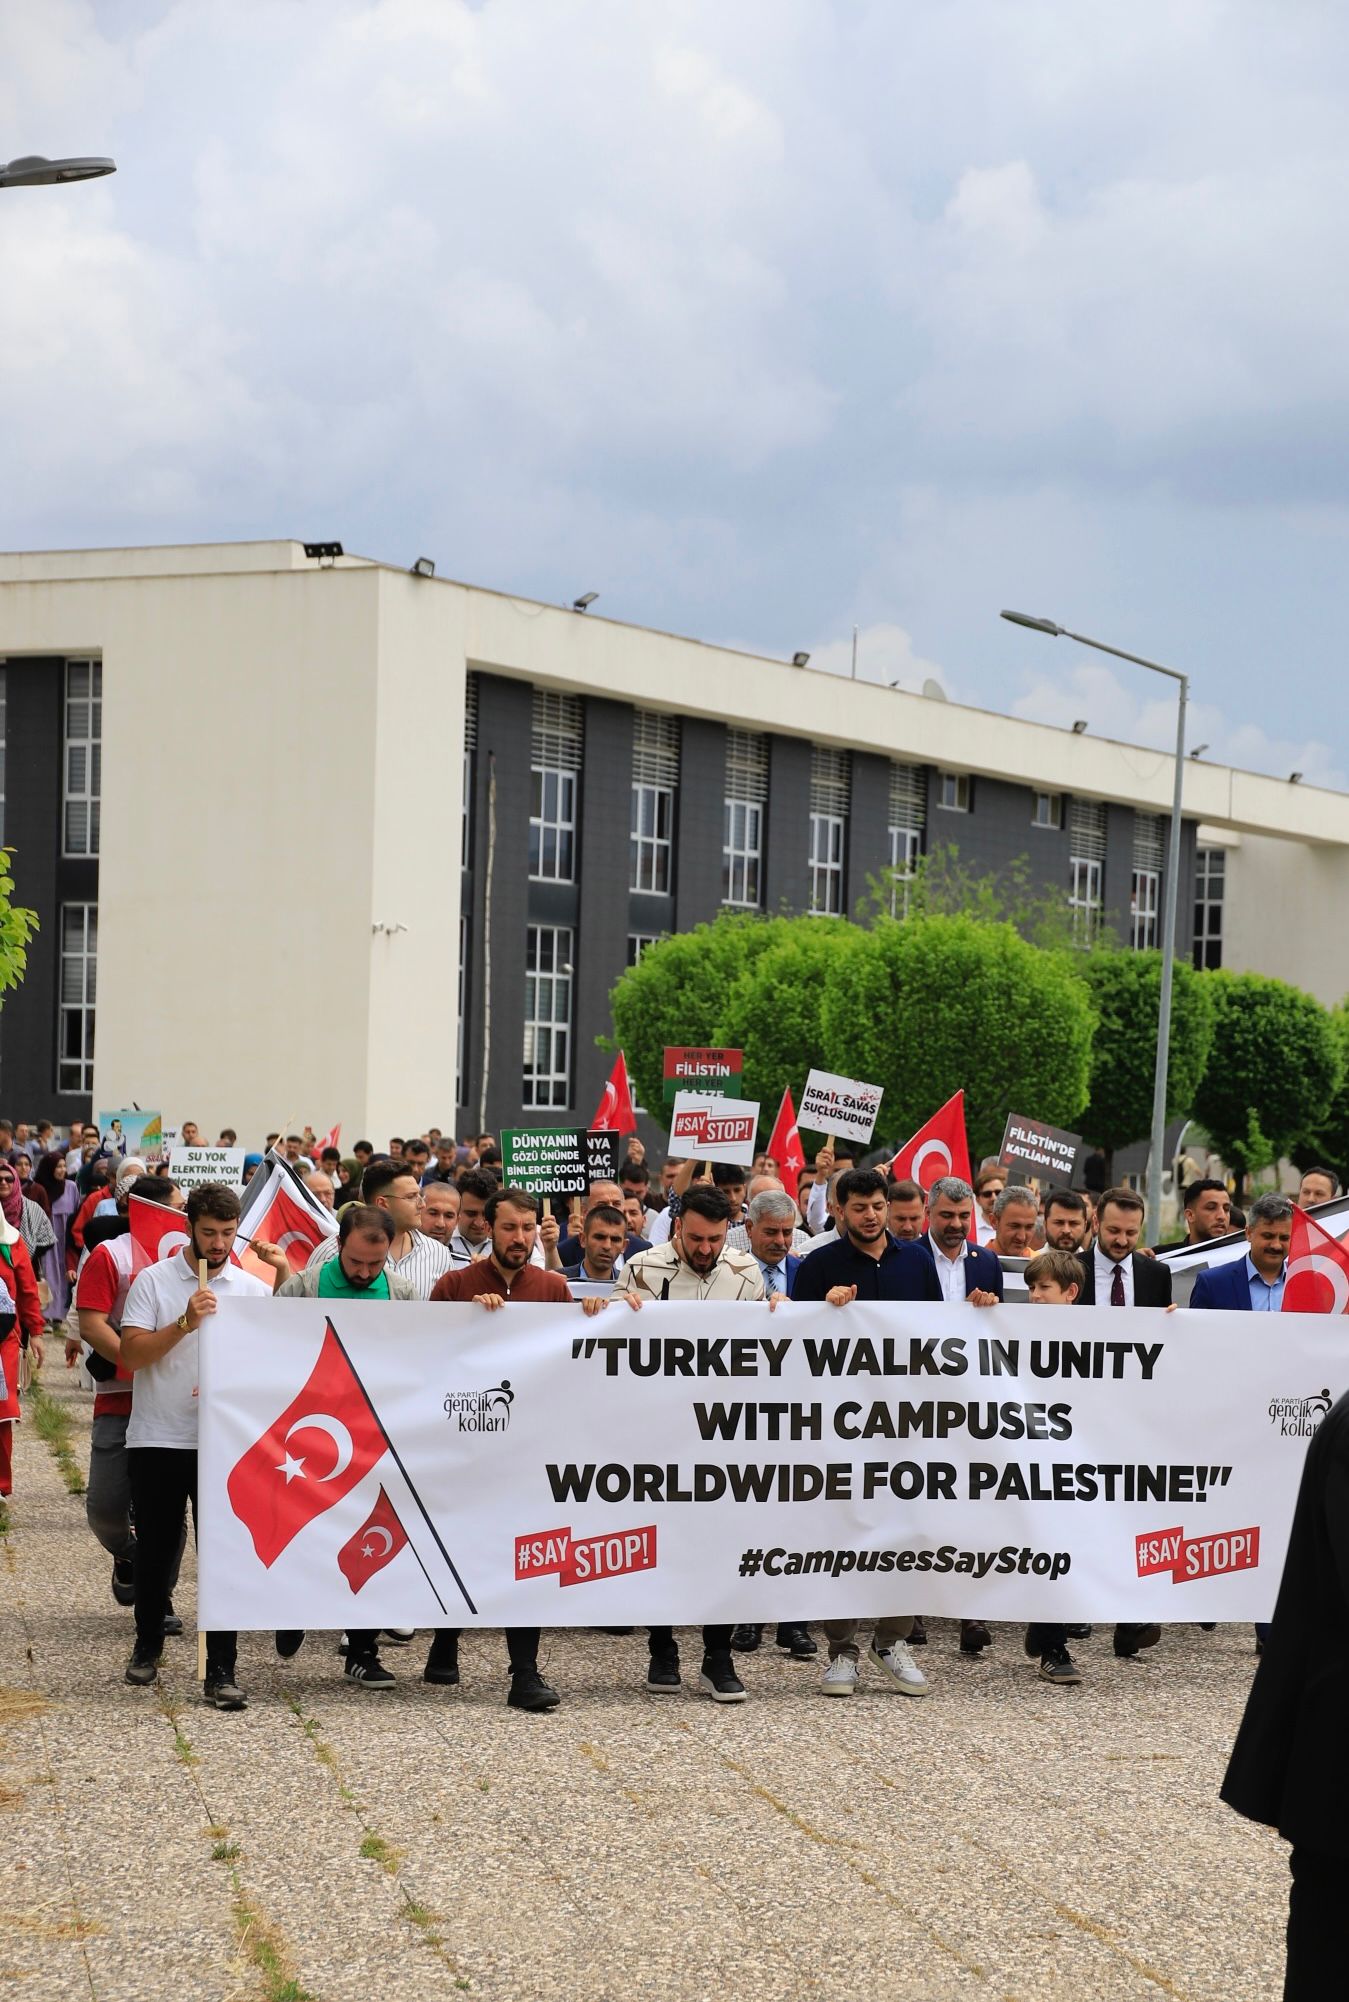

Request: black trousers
left=1286, top=1848, right=1344, bottom=1999
left=648, top=1625, right=734, bottom=1659
left=433, top=1627, right=541, bottom=1672
left=126, top=1447, right=235, bottom=1677
left=1025, top=1623, right=1068, bottom=1655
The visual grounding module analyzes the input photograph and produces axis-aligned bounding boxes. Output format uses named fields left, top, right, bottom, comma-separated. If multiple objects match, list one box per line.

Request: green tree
left=818, top=913, right=1095, bottom=1159
left=1192, top=970, right=1342, bottom=1185
left=1290, top=997, right=1349, bottom=1176
left=0, top=850, right=37, bottom=1004
left=606, top=913, right=791, bottom=1113
left=862, top=842, right=1100, bottom=953
left=716, top=917, right=860, bottom=1137
left=1078, top=950, right=1217, bottom=1151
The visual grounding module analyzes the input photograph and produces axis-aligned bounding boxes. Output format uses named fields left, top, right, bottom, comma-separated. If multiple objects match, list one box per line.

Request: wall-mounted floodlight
left=411, top=557, right=435, bottom=578
left=1289, top=771, right=1304, bottom=784
left=572, top=592, right=599, bottom=611
left=1188, top=744, right=1209, bottom=760
left=791, top=651, right=810, bottom=667
left=1071, top=719, right=1088, bottom=734
left=303, top=541, right=343, bottom=561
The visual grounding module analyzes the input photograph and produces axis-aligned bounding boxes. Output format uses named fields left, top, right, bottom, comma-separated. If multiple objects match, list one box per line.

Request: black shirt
left=790, top=1231, right=942, bottom=1302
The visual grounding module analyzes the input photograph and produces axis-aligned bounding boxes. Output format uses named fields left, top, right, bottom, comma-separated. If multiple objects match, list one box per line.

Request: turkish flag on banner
left=227, top=1320, right=389, bottom=1566
left=590, top=1052, right=637, bottom=1134
left=128, top=1195, right=192, bottom=1272
left=890, top=1090, right=972, bottom=1193
left=337, top=1485, right=409, bottom=1593
left=1283, top=1207, right=1349, bottom=1313
left=765, top=1088, right=806, bottom=1201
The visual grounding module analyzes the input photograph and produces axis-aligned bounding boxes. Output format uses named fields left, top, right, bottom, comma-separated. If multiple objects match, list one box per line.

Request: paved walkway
left=2, top=1374, right=1287, bottom=2001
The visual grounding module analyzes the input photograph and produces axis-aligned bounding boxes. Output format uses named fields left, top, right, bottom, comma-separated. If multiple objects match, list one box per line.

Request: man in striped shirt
left=303, top=1159, right=452, bottom=1298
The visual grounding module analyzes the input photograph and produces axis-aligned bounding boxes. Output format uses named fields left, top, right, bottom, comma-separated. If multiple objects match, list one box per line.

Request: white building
left=0, top=538, right=1341, bottom=1144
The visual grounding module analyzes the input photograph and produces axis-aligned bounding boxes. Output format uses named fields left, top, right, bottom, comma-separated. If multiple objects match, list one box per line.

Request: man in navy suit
left=1189, top=1191, right=1294, bottom=1312
left=921, top=1175, right=1005, bottom=1304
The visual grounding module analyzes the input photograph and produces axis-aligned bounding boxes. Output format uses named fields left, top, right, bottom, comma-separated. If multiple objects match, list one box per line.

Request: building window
left=627, top=933, right=660, bottom=966
left=462, top=672, right=478, bottom=869
left=888, top=761, right=926, bottom=916
left=1194, top=847, right=1225, bottom=970
left=630, top=784, right=673, bottom=893
left=938, top=770, right=970, bottom=813
left=63, top=658, right=102, bottom=857
left=58, top=903, right=97, bottom=1095
left=1130, top=870, right=1160, bottom=950
left=523, top=925, right=573, bottom=1109
left=1068, top=798, right=1107, bottom=946
left=529, top=690, right=582, bottom=882
left=723, top=729, right=768, bottom=907
left=1032, top=791, right=1062, bottom=830
left=809, top=813, right=845, bottom=913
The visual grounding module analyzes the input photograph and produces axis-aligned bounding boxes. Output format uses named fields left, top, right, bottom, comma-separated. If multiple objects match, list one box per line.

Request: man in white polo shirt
left=119, top=1182, right=277, bottom=1709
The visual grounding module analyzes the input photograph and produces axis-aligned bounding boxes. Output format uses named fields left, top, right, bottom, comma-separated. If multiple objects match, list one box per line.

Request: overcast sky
left=6, top=1, right=1349, bottom=783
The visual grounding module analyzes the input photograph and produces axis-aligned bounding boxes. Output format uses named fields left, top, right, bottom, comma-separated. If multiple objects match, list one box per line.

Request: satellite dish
left=921, top=677, right=948, bottom=702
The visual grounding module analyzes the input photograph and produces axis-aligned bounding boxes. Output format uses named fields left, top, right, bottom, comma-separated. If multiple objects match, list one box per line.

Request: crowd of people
left=0, top=1115, right=1336, bottom=1718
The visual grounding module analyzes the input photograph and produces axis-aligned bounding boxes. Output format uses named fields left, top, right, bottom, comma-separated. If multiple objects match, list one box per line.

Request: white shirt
left=805, top=1181, right=829, bottom=1236
left=975, top=1213, right=996, bottom=1247
left=1092, top=1246, right=1134, bottom=1308
left=930, top=1239, right=969, bottom=1304
left=123, top=1251, right=271, bottom=1450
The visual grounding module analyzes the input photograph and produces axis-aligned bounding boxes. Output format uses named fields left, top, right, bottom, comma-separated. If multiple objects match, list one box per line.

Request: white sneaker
left=869, top=1640, right=929, bottom=1696
left=821, top=1656, right=859, bottom=1696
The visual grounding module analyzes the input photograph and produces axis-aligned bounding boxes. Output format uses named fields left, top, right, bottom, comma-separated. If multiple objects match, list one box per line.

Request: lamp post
left=1001, top=610, right=1189, bottom=1244
left=0, top=156, right=116, bottom=190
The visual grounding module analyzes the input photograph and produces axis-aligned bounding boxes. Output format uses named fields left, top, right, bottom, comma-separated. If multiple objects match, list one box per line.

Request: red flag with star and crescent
left=1283, top=1206, right=1349, bottom=1314
left=765, top=1087, right=806, bottom=1201
left=589, top=1052, right=636, bottom=1135
left=890, top=1091, right=972, bottom=1193
left=227, top=1321, right=388, bottom=1567
left=337, top=1485, right=409, bottom=1593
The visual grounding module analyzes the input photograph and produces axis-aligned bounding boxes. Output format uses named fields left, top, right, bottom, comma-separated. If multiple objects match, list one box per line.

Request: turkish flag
left=227, top=1320, right=389, bottom=1566
left=311, top=1123, right=341, bottom=1162
left=128, top=1195, right=192, bottom=1272
left=891, top=1090, right=972, bottom=1193
left=238, top=1160, right=336, bottom=1273
left=590, top=1052, right=636, bottom=1134
left=337, top=1485, right=409, bottom=1593
left=1283, top=1206, right=1349, bottom=1313
left=765, top=1088, right=806, bottom=1201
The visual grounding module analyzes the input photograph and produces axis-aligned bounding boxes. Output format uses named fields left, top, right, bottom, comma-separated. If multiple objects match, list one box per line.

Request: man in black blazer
left=1073, top=1186, right=1173, bottom=1308
left=1074, top=1186, right=1172, bottom=1659
left=1222, top=1389, right=1349, bottom=1996
left=921, top=1176, right=1004, bottom=1303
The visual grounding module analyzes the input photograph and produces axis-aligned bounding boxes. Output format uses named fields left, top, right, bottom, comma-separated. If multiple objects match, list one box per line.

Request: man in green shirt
left=274, top=1207, right=415, bottom=1684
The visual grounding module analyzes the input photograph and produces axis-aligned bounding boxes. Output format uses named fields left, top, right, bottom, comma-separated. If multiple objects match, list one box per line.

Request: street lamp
left=1001, top=609, right=1189, bottom=1244
left=0, top=155, right=116, bottom=189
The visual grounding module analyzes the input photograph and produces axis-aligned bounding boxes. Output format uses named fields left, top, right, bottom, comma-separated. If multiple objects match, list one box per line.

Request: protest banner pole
left=197, top=1629, right=207, bottom=1681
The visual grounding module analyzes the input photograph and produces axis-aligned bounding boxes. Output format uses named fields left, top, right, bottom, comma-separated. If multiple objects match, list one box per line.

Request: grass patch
left=211, top=1840, right=240, bottom=1861
left=156, top=1691, right=198, bottom=1768
left=358, top=1832, right=400, bottom=1871
left=0, top=1498, right=9, bottom=1536
left=231, top=1887, right=315, bottom=2002
left=27, top=1382, right=85, bottom=1496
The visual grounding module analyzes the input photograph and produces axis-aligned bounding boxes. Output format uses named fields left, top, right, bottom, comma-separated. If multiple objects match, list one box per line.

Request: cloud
left=808, top=621, right=954, bottom=697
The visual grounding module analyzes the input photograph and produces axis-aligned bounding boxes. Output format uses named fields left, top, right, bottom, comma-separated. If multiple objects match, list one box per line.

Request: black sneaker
left=775, top=1623, right=818, bottom=1659
left=275, top=1630, right=305, bottom=1659
left=699, top=1656, right=748, bottom=1703
left=125, top=1642, right=160, bottom=1687
left=423, top=1643, right=460, bottom=1686
left=507, top=1668, right=560, bottom=1712
left=645, top=1653, right=681, bottom=1692
left=730, top=1623, right=763, bottom=1652
left=1038, top=1646, right=1082, bottom=1686
left=162, top=1601, right=183, bottom=1638
left=909, top=1617, right=928, bottom=1646
left=344, top=1652, right=395, bottom=1690
left=1065, top=1624, right=1092, bottom=1639
left=203, top=1676, right=248, bottom=1711
left=111, top=1556, right=136, bottom=1607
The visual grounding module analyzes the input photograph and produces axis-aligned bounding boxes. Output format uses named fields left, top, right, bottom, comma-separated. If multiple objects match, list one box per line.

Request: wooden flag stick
left=569, top=1197, right=583, bottom=1232
left=197, top=1629, right=207, bottom=1682
left=198, top=1259, right=208, bottom=1292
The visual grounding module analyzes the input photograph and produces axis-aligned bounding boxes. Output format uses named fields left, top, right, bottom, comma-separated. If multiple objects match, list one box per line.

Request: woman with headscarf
left=0, top=1216, right=44, bottom=1498
left=15, top=1151, right=49, bottom=1217
left=33, top=1152, right=78, bottom=1329
left=0, top=1160, right=55, bottom=1270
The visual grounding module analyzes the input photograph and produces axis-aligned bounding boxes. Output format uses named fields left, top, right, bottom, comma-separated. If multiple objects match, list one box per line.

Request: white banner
left=198, top=1300, right=1344, bottom=1630
left=169, top=1146, right=246, bottom=1190
left=797, top=1069, right=883, bottom=1145
left=667, top=1093, right=760, bottom=1165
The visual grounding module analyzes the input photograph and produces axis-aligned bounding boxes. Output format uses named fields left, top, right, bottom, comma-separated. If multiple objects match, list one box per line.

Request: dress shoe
left=959, top=1620, right=992, bottom=1654
left=1112, top=1622, right=1161, bottom=1659
left=730, top=1623, right=763, bottom=1652
left=775, top=1623, right=817, bottom=1659
left=908, top=1617, right=928, bottom=1647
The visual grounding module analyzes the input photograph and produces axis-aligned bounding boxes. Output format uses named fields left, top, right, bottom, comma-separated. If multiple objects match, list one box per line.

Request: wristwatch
left=176, top=1311, right=191, bottom=1334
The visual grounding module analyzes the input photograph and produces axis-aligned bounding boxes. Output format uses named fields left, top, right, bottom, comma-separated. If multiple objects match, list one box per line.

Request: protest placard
left=200, top=1298, right=1342, bottom=1630
left=98, top=1110, right=164, bottom=1162
left=662, top=1047, right=743, bottom=1105
left=798, top=1069, right=884, bottom=1145
left=168, top=1146, right=247, bottom=1191
left=501, top=1129, right=621, bottom=1199
left=667, top=1093, right=760, bottom=1166
left=999, top=1114, right=1082, bottom=1187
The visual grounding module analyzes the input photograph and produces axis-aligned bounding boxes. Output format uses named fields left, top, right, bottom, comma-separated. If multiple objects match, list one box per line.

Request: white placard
left=198, top=1298, right=1340, bottom=1630
left=798, top=1069, right=884, bottom=1144
left=169, top=1146, right=246, bottom=1191
left=667, top=1093, right=761, bottom=1166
